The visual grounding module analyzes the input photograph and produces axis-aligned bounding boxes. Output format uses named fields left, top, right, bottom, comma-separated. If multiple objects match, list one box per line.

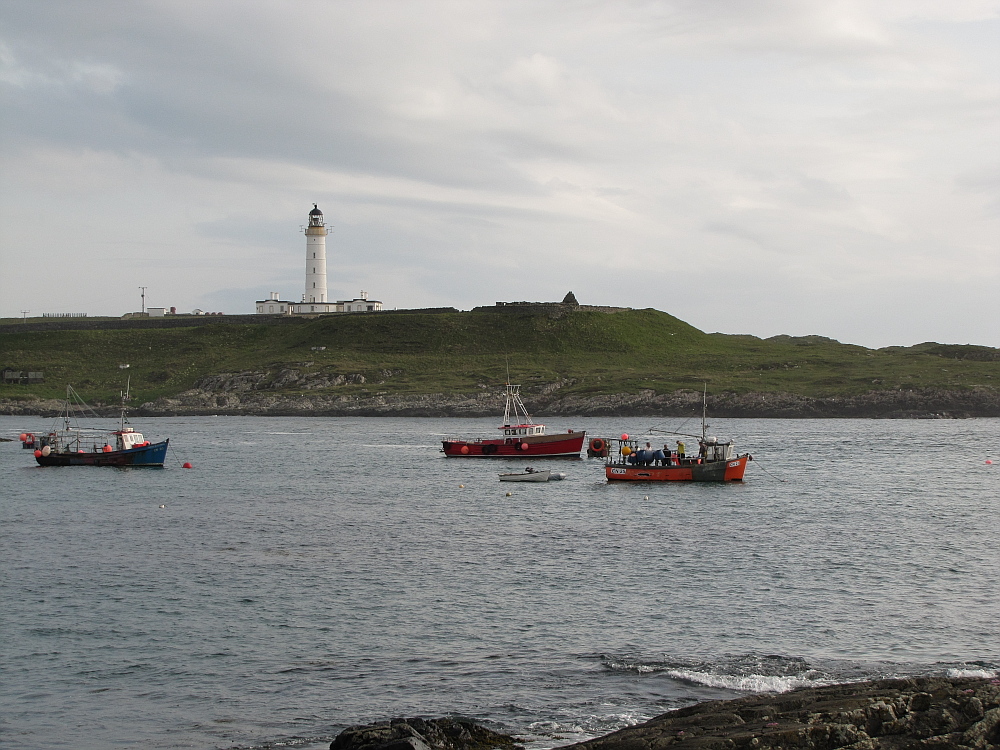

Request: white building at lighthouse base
left=256, top=291, right=382, bottom=315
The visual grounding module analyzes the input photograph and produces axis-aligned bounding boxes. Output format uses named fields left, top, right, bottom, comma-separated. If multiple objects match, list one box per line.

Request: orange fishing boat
left=604, top=386, right=751, bottom=482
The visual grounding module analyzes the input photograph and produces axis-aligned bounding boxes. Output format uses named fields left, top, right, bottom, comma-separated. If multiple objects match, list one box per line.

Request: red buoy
left=460, top=445, right=470, bottom=454
left=182, top=462, right=193, bottom=469
left=33, top=449, right=41, bottom=458
left=19, top=433, right=28, bottom=442
left=621, top=433, right=629, bottom=440
left=103, top=445, right=112, bottom=453
left=520, top=443, right=528, bottom=451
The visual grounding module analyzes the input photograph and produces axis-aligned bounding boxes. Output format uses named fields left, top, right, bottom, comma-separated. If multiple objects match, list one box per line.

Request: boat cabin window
left=503, top=426, right=544, bottom=436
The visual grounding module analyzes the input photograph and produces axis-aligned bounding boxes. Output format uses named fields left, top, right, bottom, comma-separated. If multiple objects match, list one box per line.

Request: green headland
left=2, top=306, right=999, bottom=417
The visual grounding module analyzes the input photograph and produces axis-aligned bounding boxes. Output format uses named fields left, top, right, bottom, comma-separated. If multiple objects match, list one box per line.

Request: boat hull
left=35, top=440, right=170, bottom=467
left=606, top=454, right=749, bottom=482
left=443, top=431, right=585, bottom=458
left=499, top=471, right=550, bottom=482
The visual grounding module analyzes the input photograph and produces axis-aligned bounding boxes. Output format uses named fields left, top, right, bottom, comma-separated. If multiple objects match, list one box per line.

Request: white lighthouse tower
left=304, top=204, right=328, bottom=304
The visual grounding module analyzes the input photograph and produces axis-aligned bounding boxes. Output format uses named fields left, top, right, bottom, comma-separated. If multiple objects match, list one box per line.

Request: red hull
left=443, top=431, right=586, bottom=458
left=606, top=454, right=749, bottom=482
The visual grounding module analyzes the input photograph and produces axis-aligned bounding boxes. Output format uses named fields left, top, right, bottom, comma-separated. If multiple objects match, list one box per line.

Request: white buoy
left=644, top=495, right=649, bottom=500
left=159, top=504, right=165, bottom=508
left=459, top=484, right=465, bottom=488
left=505, top=492, right=512, bottom=497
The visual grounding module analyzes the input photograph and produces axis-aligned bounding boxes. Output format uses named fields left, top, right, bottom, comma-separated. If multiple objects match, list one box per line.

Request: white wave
left=603, top=659, right=662, bottom=674
left=666, top=669, right=829, bottom=694
left=524, top=712, right=648, bottom=748
left=946, top=668, right=998, bottom=679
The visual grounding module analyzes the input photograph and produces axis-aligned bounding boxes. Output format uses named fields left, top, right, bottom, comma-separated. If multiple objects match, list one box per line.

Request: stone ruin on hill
left=472, top=292, right=628, bottom=316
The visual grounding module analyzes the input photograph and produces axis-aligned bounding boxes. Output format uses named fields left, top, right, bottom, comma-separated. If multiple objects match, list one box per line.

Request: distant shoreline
left=3, top=386, right=999, bottom=419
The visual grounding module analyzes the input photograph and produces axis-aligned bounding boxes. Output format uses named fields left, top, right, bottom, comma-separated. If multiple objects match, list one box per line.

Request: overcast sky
left=1, top=1, right=998, bottom=348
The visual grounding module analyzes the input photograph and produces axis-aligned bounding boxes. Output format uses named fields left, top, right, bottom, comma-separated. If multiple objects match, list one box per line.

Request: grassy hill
left=2, top=308, right=999, bottom=408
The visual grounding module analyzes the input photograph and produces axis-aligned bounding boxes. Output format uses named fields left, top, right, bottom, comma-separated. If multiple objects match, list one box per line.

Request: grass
left=1, top=308, right=998, bottom=403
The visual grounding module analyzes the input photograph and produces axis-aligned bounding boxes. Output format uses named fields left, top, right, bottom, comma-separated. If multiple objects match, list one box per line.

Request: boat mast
left=502, top=358, right=512, bottom=425
left=500, top=356, right=535, bottom=427
left=120, top=377, right=131, bottom=431
left=63, top=385, right=72, bottom=432
left=701, top=382, right=707, bottom=440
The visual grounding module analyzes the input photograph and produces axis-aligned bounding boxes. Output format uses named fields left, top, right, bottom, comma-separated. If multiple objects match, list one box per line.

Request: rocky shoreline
left=2, top=385, right=1000, bottom=419
left=332, top=676, right=999, bottom=750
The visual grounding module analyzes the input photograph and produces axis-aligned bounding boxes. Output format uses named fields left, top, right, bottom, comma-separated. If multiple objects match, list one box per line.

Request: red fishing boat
left=605, top=440, right=750, bottom=482
left=604, top=386, right=751, bottom=482
left=442, top=383, right=585, bottom=458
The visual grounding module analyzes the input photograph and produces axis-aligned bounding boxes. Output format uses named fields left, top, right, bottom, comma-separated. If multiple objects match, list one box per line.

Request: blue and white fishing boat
left=22, top=382, right=169, bottom=467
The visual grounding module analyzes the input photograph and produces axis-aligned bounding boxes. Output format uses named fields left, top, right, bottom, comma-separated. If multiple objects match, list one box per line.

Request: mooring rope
left=750, top=457, right=786, bottom=482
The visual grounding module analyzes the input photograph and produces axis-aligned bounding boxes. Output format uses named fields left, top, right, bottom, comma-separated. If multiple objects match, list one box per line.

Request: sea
left=2, top=415, right=998, bottom=750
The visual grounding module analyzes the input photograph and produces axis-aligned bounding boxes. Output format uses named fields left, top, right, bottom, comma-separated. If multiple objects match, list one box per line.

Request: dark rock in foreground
left=334, top=678, right=1000, bottom=750
left=331, top=717, right=524, bottom=750
left=564, top=676, right=1000, bottom=750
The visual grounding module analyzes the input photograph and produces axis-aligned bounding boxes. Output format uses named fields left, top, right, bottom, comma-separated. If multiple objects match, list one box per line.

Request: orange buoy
left=987, top=459, right=994, bottom=465
left=182, top=462, right=193, bottom=469
left=460, top=445, right=470, bottom=454
left=103, top=445, right=112, bottom=453
left=33, top=449, right=42, bottom=458
left=20, top=433, right=28, bottom=442
left=520, top=443, right=528, bottom=451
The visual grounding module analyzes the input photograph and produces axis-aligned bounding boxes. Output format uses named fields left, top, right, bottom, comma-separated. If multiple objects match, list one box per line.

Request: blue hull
left=35, top=439, right=170, bottom=467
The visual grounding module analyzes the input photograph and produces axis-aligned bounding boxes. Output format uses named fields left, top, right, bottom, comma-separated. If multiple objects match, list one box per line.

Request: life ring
left=589, top=438, right=605, bottom=452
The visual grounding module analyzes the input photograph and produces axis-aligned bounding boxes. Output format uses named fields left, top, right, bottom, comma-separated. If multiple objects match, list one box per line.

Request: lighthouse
left=254, top=205, right=384, bottom=315
left=305, top=204, right=328, bottom=303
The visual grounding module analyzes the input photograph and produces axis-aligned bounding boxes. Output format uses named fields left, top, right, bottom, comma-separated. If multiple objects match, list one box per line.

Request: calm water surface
left=2, top=415, right=998, bottom=750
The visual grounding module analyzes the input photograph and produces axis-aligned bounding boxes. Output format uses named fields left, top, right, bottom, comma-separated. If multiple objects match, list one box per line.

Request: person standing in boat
left=662, top=444, right=672, bottom=465
left=676, top=440, right=686, bottom=461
